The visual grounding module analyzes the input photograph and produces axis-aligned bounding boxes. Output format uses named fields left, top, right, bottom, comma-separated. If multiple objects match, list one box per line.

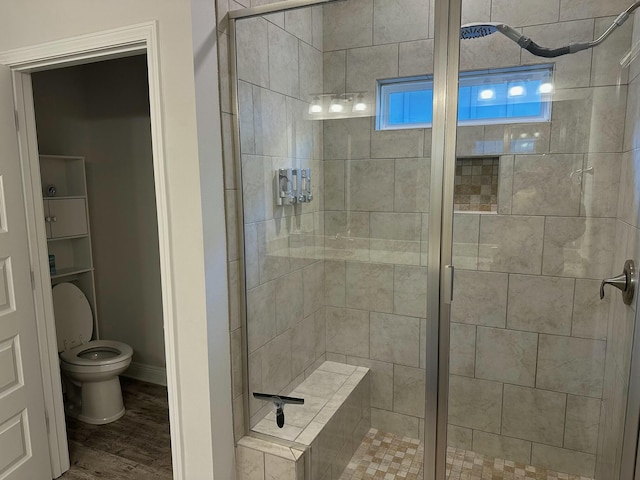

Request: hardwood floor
left=59, top=378, right=172, bottom=479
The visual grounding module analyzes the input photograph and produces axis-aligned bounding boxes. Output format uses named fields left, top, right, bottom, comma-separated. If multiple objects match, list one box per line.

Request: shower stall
left=229, top=0, right=640, bottom=478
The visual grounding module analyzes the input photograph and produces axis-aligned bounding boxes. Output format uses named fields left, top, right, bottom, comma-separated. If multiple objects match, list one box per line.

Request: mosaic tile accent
left=454, top=157, right=499, bottom=212
left=339, top=428, right=594, bottom=480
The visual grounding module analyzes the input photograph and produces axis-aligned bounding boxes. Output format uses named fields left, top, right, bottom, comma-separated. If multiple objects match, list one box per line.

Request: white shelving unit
left=39, top=155, right=99, bottom=338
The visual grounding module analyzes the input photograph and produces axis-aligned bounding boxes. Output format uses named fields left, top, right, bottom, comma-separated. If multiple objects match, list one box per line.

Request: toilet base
left=65, top=376, right=126, bottom=425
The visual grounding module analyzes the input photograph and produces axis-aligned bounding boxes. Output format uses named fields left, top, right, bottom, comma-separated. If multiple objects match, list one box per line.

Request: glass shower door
left=444, top=0, right=640, bottom=479
left=232, top=1, right=437, bottom=479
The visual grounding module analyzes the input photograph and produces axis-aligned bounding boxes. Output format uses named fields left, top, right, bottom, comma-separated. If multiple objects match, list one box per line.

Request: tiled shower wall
left=319, top=0, right=633, bottom=478
left=595, top=10, right=640, bottom=480
left=215, top=1, right=640, bottom=479
left=233, top=9, right=328, bottom=428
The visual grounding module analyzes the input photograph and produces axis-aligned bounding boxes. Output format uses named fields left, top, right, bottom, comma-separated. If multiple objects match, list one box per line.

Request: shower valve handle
left=600, top=260, right=636, bottom=305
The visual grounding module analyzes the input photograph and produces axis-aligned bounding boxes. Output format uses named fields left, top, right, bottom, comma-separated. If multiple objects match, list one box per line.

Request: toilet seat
left=60, top=339, right=133, bottom=367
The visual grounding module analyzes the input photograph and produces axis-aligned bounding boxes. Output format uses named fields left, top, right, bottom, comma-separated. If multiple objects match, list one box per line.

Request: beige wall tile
left=268, top=23, right=299, bottom=98
left=491, top=0, right=560, bottom=27
left=372, top=0, right=429, bottom=44
left=370, top=213, right=421, bottom=241
left=237, top=16, right=269, bottom=87
left=247, top=281, right=276, bottom=353
left=299, top=42, right=322, bottom=102
left=323, top=0, right=373, bottom=51
left=572, top=279, right=609, bottom=340
left=370, top=408, right=420, bottom=438
left=371, top=127, right=425, bottom=159
left=451, top=270, right=508, bottom=328
left=560, top=0, right=631, bottom=21
left=253, top=87, right=289, bottom=157
left=588, top=85, right=627, bottom=154
left=393, top=265, right=428, bottom=318
left=507, top=275, right=574, bottom=335
left=347, top=356, right=393, bottom=410
left=262, top=331, right=292, bottom=394
left=325, top=306, right=370, bottom=358
left=324, top=118, right=371, bottom=160
left=292, top=314, right=320, bottom=378
left=265, top=453, right=296, bottom=480
left=542, top=217, right=616, bottom=279
left=242, top=155, right=270, bottom=224
left=453, top=213, right=479, bottom=270
left=581, top=153, right=621, bottom=218
left=324, top=260, right=346, bottom=307
left=393, top=365, right=425, bottom=418
left=303, top=261, right=324, bottom=317
left=275, top=269, right=304, bottom=335
left=323, top=50, right=346, bottom=95
left=399, top=39, right=434, bottom=77
left=257, top=219, right=291, bottom=284
left=472, top=431, right=532, bottom=465
left=238, top=80, right=256, bottom=155
left=285, top=8, right=312, bottom=45
left=537, top=335, right=605, bottom=397
left=456, top=125, right=485, bottom=156
left=478, top=215, right=545, bottom=274
left=346, top=261, right=394, bottom=313
left=502, top=384, right=566, bottom=446
left=447, top=425, right=473, bottom=450
left=346, top=44, right=399, bottom=95
left=448, top=375, right=502, bottom=434
left=476, top=327, right=538, bottom=387
left=237, top=445, right=265, bottom=480
left=394, top=158, right=431, bottom=214
left=549, top=88, right=593, bottom=154
left=450, top=323, right=476, bottom=377
left=497, top=154, right=514, bottom=215
left=531, top=443, right=596, bottom=478
left=511, top=154, right=583, bottom=216
left=370, top=312, right=420, bottom=367
left=564, top=395, right=600, bottom=454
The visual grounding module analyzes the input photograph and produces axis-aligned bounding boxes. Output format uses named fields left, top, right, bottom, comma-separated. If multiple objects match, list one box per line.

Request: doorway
left=28, top=55, right=171, bottom=478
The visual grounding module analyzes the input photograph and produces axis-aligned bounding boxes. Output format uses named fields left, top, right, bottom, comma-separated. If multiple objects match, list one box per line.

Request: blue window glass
left=377, top=65, right=553, bottom=130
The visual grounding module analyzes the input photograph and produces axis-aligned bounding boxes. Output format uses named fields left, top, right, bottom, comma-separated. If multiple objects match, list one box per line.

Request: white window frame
left=377, top=64, right=555, bottom=131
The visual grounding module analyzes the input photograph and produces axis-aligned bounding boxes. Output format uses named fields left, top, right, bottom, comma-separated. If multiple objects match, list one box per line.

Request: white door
left=0, top=65, right=51, bottom=479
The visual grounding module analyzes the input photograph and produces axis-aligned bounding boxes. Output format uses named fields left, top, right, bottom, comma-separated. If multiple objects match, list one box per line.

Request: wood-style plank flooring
left=60, top=378, right=172, bottom=479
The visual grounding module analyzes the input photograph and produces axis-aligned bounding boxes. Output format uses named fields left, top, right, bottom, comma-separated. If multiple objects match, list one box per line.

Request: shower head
left=460, top=22, right=504, bottom=40
left=460, top=1, right=640, bottom=58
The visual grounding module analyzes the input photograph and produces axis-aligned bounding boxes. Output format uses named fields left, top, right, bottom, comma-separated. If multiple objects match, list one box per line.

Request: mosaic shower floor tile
left=339, top=428, right=594, bottom=480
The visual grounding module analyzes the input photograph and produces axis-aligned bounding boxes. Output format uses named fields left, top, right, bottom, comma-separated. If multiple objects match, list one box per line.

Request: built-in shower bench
left=236, top=361, right=371, bottom=480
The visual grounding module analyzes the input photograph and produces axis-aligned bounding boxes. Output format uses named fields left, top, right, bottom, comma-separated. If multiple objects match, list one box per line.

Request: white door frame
left=0, top=22, right=183, bottom=478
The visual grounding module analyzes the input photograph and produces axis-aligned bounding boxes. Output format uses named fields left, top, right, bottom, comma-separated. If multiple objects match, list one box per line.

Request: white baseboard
left=123, top=361, right=167, bottom=386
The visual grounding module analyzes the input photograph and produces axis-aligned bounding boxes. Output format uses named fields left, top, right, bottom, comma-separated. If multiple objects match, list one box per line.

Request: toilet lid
left=52, top=283, right=93, bottom=353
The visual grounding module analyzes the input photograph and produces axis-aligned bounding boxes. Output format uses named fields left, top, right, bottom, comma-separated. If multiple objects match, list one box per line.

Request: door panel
left=0, top=64, right=50, bottom=479
left=47, top=199, right=87, bottom=239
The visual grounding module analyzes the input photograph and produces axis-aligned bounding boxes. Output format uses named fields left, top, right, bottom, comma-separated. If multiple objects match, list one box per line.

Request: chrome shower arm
left=589, top=1, right=640, bottom=48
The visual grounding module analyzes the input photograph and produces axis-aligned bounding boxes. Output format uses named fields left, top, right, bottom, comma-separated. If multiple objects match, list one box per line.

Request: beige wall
left=1, top=1, right=234, bottom=478
left=32, top=56, right=166, bottom=372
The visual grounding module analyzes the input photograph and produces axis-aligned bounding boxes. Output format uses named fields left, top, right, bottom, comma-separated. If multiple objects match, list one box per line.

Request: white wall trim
left=124, top=362, right=168, bottom=387
left=0, top=21, right=187, bottom=479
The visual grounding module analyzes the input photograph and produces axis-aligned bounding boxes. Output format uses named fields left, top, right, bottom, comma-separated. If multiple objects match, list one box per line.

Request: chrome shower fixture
left=460, top=0, right=640, bottom=58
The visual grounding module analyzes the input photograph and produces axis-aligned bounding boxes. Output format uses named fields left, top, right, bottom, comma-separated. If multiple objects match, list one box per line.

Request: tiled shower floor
left=339, top=428, right=594, bottom=480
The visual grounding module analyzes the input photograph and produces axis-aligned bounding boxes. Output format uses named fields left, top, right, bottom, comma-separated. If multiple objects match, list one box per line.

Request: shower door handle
left=600, top=260, right=636, bottom=305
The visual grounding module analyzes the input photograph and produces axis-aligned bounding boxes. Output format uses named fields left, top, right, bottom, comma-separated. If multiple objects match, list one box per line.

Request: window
left=377, top=65, right=554, bottom=130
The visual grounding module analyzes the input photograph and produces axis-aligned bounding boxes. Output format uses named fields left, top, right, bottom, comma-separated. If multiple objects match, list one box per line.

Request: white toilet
left=53, top=282, right=133, bottom=425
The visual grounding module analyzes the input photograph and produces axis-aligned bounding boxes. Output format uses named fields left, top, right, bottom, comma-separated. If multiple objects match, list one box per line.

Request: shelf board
left=47, top=234, right=89, bottom=242
left=43, top=195, right=86, bottom=200
left=50, top=267, right=93, bottom=280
